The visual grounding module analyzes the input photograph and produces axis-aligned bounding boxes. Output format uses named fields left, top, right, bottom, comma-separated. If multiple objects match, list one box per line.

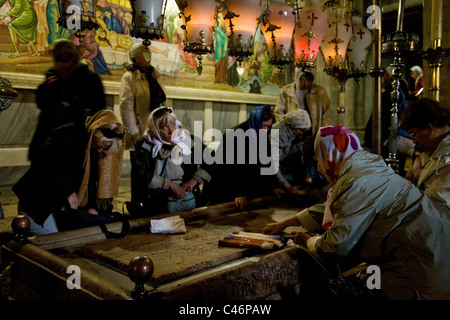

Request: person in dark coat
left=202, top=105, right=281, bottom=205
left=13, top=110, right=125, bottom=235
left=29, top=39, right=106, bottom=160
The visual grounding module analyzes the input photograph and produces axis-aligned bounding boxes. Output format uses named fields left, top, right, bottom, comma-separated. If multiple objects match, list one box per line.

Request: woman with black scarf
left=119, top=42, right=167, bottom=149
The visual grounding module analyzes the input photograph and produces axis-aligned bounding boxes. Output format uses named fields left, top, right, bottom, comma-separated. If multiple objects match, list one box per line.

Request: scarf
left=127, top=64, right=166, bottom=110
left=144, top=107, right=191, bottom=159
left=248, top=105, right=272, bottom=135
left=314, top=126, right=363, bottom=230
left=77, top=110, right=125, bottom=210
left=278, top=108, right=311, bottom=130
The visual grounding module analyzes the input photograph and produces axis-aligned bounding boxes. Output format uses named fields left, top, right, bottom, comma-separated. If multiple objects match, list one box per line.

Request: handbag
left=76, top=208, right=130, bottom=239
left=126, top=158, right=169, bottom=218
left=297, top=246, right=386, bottom=300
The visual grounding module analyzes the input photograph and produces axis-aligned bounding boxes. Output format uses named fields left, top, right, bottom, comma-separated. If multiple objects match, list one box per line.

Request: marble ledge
left=0, top=71, right=277, bottom=105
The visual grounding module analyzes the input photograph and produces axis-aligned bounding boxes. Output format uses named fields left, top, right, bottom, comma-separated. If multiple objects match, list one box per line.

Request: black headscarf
left=127, top=64, right=166, bottom=111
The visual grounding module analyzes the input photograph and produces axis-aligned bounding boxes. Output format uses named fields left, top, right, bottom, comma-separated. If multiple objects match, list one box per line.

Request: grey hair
left=410, top=65, right=423, bottom=77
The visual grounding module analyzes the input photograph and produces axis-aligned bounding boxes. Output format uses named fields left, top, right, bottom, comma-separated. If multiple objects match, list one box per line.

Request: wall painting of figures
left=0, top=0, right=284, bottom=94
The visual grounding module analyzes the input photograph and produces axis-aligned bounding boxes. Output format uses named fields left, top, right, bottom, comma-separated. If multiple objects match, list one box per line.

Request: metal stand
left=385, top=49, right=403, bottom=173
left=381, top=0, right=419, bottom=173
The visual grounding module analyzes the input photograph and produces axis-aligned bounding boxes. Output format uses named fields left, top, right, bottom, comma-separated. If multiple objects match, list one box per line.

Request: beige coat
left=300, top=151, right=450, bottom=299
left=119, top=68, right=166, bottom=149
left=417, top=132, right=450, bottom=208
left=274, top=82, right=331, bottom=134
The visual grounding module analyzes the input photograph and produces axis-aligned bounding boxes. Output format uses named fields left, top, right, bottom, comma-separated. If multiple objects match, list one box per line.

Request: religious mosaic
left=0, top=0, right=282, bottom=94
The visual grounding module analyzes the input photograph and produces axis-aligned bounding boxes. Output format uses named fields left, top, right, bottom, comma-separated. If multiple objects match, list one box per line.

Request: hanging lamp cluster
left=56, top=0, right=373, bottom=77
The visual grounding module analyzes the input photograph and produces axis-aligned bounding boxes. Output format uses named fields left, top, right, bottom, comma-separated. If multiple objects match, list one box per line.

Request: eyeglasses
left=98, top=127, right=124, bottom=139
left=409, top=129, right=419, bottom=138
left=152, top=107, right=172, bottom=120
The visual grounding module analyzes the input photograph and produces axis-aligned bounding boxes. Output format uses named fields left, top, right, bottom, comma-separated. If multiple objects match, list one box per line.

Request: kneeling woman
left=130, top=107, right=210, bottom=216
left=263, top=126, right=450, bottom=299
left=13, top=110, right=126, bottom=235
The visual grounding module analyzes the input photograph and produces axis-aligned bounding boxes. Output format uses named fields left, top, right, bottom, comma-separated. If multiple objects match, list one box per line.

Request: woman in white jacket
left=119, top=43, right=166, bottom=149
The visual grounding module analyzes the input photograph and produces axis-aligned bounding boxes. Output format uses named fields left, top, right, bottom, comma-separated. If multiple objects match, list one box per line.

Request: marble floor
left=0, top=175, right=132, bottom=234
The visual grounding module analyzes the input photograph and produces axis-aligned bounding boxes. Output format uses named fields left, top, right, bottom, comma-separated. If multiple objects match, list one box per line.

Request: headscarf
left=279, top=109, right=311, bottom=130
left=144, top=106, right=191, bottom=158
left=294, top=68, right=314, bottom=110
left=315, top=126, right=362, bottom=184
left=248, top=105, right=273, bottom=135
left=77, top=110, right=126, bottom=210
left=314, top=126, right=363, bottom=230
left=294, top=67, right=314, bottom=87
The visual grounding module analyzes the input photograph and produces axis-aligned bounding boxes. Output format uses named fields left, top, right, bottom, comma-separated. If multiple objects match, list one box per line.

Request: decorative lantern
left=347, top=14, right=372, bottom=81
left=176, top=0, right=218, bottom=75
left=319, top=0, right=353, bottom=126
left=129, top=0, right=168, bottom=47
left=225, top=0, right=265, bottom=61
left=320, top=1, right=352, bottom=77
left=259, top=0, right=295, bottom=68
left=292, top=0, right=328, bottom=69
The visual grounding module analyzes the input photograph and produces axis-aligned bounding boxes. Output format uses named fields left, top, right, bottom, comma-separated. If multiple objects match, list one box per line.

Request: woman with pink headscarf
left=263, top=125, right=450, bottom=300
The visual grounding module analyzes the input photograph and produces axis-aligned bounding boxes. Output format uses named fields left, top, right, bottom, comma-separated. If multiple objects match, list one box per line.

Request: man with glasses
left=401, top=98, right=450, bottom=208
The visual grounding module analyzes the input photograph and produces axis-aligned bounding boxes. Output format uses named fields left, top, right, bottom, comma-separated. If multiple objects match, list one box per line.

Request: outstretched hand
left=67, top=192, right=80, bottom=210
left=262, top=222, right=285, bottom=235
left=287, top=186, right=307, bottom=195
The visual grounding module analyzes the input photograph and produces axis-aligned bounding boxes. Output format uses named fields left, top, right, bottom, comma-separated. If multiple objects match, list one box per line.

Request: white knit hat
left=129, top=42, right=151, bottom=63
left=280, top=109, right=311, bottom=130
